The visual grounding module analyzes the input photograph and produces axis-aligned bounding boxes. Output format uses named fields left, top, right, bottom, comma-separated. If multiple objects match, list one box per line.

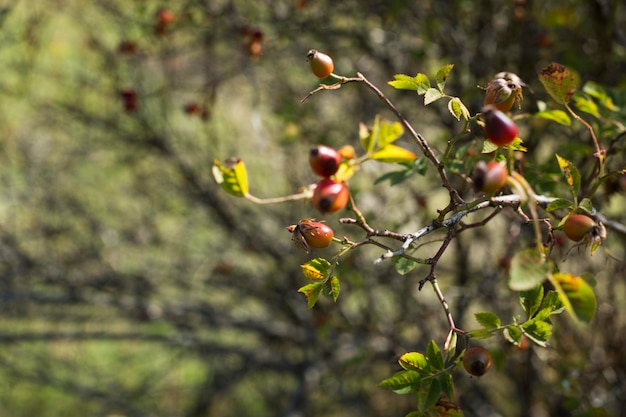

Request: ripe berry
left=287, top=219, right=334, bottom=252
left=120, top=89, right=138, bottom=112
left=155, top=8, right=175, bottom=35
left=463, top=347, right=492, bottom=377
left=309, top=145, right=341, bottom=178
left=563, top=214, right=596, bottom=242
left=307, top=49, right=334, bottom=78
left=472, top=160, right=508, bottom=193
left=312, top=178, right=349, bottom=214
left=482, top=105, right=519, bottom=146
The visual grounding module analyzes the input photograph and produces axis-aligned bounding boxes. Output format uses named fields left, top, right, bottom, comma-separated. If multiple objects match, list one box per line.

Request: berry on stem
left=287, top=218, right=334, bottom=252
left=463, top=346, right=492, bottom=377
left=482, top=105, right=518, bottom=146
left=563, top=214, right=596, bottom=242
left=309, top=145, right=341, bottom=177
left=312, top=178, right=349, bottom=214
left=307, top=49, right=334, bottom=78
left=472, top=160, right=508, bottom=193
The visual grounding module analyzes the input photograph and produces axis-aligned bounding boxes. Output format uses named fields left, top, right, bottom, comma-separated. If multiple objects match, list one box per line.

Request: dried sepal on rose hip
left=481, top=73, right=525, bottom=113
left=309, top=145, right=342, bottom=178
left=287, top=218, right=334, bottom=252
left=472, top=160, right=508, bottom=193
left=307, top=49, right=334, bottom=78
left=462, top=346, right=492, bottom=377
left=481, top=105, right=519, bottom=147
left=312, top=178, right=349, bottom=214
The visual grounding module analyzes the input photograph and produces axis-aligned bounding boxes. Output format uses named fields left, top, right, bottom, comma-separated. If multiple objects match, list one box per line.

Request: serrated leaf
left=481, top=139, right=499, bottom=154
left=520, top=284, right=544, bottom=318
left=464, top=328, right=496, bottom=340
left=212, top=158, right=249, bottom=197
left=424, top=88, right=444, bottom=105
left=573, top=95, right=600, bottom=118
left=436, top=64, right=454, bottom=91
left=546, top=198, right=573, bottom=212
left=298, top=282, right=324, bottom=309
left=300, top=258, right=332, bottom=281
left=538, top=62, right=580, bottom=104
left=379, top=370, right=422, bottom=394
left=389, top=73, right=431, bottom=94
left=474, top=312, right=501, bottom=329
left=394, top=257, right=418, bottom=275
left=447, top=97, right=470, bottom=121
left=399, top=352, right=430, bottom=373
left=371, top=144, right=417, bottom=163
left=417, top=378, right=441, bottom=412
left=549, top=273, right=597, bottom=324
left=509, top=248, right=550, bottom=291
left=578, top=198, right=594, bottom=214
left=534, top=109, right=571, bottom=125
left=326, top=276, right=340, bottom=302
left=426, top=340, right=444, bottom=370
left=520, top=319, right=551, bottom=347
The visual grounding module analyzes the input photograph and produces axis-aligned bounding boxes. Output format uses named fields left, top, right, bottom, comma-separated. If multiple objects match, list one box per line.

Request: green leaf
left=399, top=352, right=430, bottom=373
left=212, top=158, right=250, bottom=197
left=521, top=318, right=551, bottom=347
left=534, top=109, right=571, bottom=125
left=508, top=248, right=550, bottom=291
left=465, top=328, right=496, bottom=340
left=438, top=372, right=454, bottom=400
left=447, top=97, right=470, bottom=121
left=389, top=73, right=431, bottom=95
left=417, top=377, right=441, bottom=412
left=435, top=64, right=454, bottom=91
left=378, top=120, right=405, bottom=147
left=546, top=198, right=573, bottom=212
left=424, top=88, right=444, bottom=105
left=503, top=325, right=522, bottom=345
left=520, top=284, right=544, bottom=318
left=578, top=198, right=594, bottom=214
left=325, top=276, right=340, bottom=302
left=300, top=257, right=332, bottom=281
left=394, top=257, right=418, bottom=275
left=573, top=94, right=600, bottom=118
left=371, top=144, right=417, bottom=163
left=481, top=139, right=499, bottom=154
left=298, top=282, right=324, bottom=309
left=583, top=81, right=619, bottom=111
left=549, top=273, right=597, bottom=324
left=474, top=312, right=501, bottom=329
left=538, top=62, right=580, bottom=104
left=426, top=340, right=444, bottom=370
left=360, top=120, right=377, bottom=154
left=379, top=370, right=422, bottom=394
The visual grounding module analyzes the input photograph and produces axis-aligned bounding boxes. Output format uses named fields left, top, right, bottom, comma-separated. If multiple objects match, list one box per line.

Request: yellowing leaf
left=538, top=62, right=580, bottom=104
left=549, top=273, right=597, bottom=324
left=371, top=144, right=417, bottom=163
left=300, top=257, right=332, bottom=281
left=298, top=282, right=324, bottom=309
left=212, top=158, right=249, bottom=197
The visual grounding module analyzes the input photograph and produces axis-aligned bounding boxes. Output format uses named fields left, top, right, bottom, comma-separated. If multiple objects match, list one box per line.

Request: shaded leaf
left=379, top=370, right=421, bottom=394
left=509, top=248, right=550, bottom=291
left=520, top=284, right=544, bottom=318
left=435, top=64, right=454, bottom=91
left=465, top=328, right=496, bottom=340
left=417, top=378, right=441, bottom=412
left=538, top=62, right=580, bottom=104
left=475, top=312, right=501, bottom=329
left=439, top=373, right=454, bottom=401
left=521, top=319, right=551, bottom=347
left=503, top=325, right=522, bottom=345
left=326, top=276, right=340, bottom=302
left=394, top=257, right=418, bottom=275
left=426, top=340, right=444, bottom=370
left=546, top=198, right=573, bottom=212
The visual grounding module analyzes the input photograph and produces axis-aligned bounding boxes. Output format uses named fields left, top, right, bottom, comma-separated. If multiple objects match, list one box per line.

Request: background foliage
left=0, top=0, right=625, bottom=416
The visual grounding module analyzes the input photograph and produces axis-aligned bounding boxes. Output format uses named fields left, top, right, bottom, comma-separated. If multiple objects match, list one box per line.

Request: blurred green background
left=0, top=1, right=625, bottom=416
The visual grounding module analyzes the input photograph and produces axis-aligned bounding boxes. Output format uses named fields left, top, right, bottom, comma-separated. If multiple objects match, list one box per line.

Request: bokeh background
left=0, top=1, right=625, bottom=416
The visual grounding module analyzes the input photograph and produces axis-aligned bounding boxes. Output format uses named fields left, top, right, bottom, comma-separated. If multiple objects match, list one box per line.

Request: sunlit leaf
left=555, top=153, right=581, bottom=196
left=300, top=257, right=332, bottom=281
left=333, top=160, right=358, bottom=183
left=298, top=282, right=324, bottom=309
left=509, top=248, right=550, bottom=291
left=534, top=109, right=571, bottom=125
left=583, top=81, right=619, bottom=111
left=360, top=120, right=377, bottom=154
left=424, top=88, right=444, bottom=105
left=389, top=73, right=431, bottom=95
left=378, top=120, right=405, bottom=147
left=212, top=158, right=249, bottom=197
left=521, top=319, right=551, bottom=347
left=549, top=273, right=597, bottom=324
left=399, top=352, right=430, bottom=373
left=538, top=62, right=580, bottom=104
left=379, top=370, right=421, bottom=394
left=326, top=276, right=340, bottom=302
left=447, top=97, right=470, bottom=121
left=435, top=64, right=454, bottom=91
left=474, top=312, right=501, bottom=329
left=371, top=144, right=417, bottom=163
left=503, top=325, right=522, bottom=345
left=573, top=94, right=600, bottom=118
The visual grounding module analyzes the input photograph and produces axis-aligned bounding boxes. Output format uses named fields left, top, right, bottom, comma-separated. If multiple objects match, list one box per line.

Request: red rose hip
left=312, top=178, right=349, bottom=213
left=482, top=105, right=519, bottom=146
left=309, top=145, right=341, bottom=177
